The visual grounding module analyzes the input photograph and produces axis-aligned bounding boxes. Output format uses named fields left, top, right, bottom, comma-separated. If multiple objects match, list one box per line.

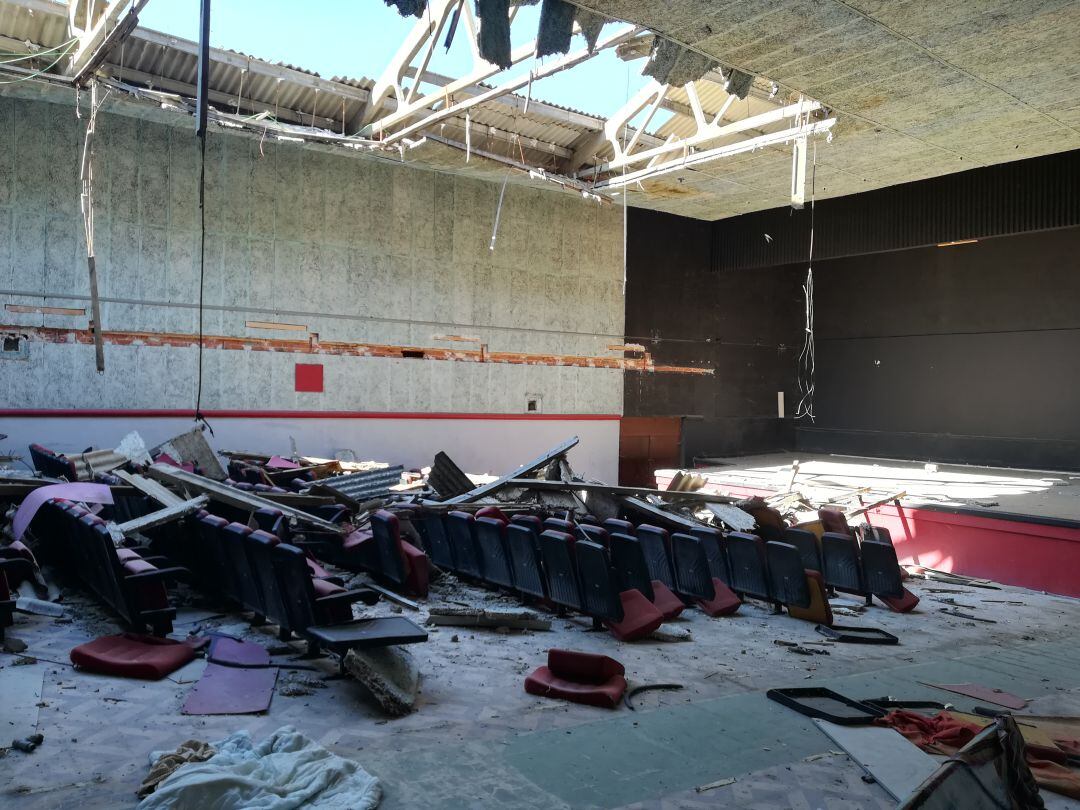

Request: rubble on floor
left=3, top=426, right=1080, bottom=807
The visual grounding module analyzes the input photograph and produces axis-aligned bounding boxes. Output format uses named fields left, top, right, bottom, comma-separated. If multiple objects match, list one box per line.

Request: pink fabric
left=12, top=483, right=114, bottom=540
left=266, top=455, right=300, bottom=470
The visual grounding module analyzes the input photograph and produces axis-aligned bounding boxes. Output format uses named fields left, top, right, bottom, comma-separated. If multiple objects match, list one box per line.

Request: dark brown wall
left=624, top=208, right=803, bottom=463
left=799, top=225, right=1080, bottom=469
left=625, top=150, right=1080, bottom=469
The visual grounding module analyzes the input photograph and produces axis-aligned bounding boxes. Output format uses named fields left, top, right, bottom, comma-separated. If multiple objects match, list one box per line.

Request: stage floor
left=668, top=452, right=1080, bottom=523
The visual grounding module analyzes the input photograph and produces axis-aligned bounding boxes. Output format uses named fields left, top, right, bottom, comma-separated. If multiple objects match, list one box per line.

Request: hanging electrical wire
left=794, top=140, right=817, bottom=421
left=0, top=39, right=77, bottom=85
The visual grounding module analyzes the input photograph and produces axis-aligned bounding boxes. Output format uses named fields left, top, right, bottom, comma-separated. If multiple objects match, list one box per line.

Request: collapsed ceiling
left=0, top=0, right=1077, bottom=221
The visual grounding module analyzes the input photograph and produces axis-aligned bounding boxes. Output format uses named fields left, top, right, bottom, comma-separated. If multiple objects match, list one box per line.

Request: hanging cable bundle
left=794, top=141, right=818, bottom=421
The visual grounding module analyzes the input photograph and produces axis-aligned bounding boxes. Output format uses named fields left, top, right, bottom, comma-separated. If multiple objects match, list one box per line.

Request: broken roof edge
left=0, top=73, right=617, bottom=208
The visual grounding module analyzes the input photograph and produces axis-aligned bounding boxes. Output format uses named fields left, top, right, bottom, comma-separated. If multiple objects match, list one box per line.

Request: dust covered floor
left=3, top=569, right=1080, bottom=809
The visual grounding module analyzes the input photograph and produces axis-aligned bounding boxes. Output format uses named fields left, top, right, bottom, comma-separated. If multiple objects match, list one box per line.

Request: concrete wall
left=0, top=96, right=625, bottom=478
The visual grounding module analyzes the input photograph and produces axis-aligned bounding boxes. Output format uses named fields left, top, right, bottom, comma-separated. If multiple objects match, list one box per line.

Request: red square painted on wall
left=295, top=363, right=324, bottom=393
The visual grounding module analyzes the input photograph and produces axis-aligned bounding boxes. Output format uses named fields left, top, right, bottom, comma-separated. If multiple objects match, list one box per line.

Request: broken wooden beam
left=505, top=478, right=738, bottom=503
left=111, top=469, right=186, bottom=508
left=144, top=464, right=345, bottom=534
left=426, top=606, right=552, bottom=631
left=115, top=496, right=208, bottom=537
left=443, top=436, right=580, bottom=504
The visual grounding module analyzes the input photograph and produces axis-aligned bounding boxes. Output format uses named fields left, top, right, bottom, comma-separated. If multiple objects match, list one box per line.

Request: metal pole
left=195, top=0, right=211, bottom=137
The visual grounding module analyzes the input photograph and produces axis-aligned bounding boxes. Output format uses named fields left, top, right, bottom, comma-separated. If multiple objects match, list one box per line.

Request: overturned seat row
left=190, top=511, right=426, bottom=661
left=33, top=499, right=185, bottom=635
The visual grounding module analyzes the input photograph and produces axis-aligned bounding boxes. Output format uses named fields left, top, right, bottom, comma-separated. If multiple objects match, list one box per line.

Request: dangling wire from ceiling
left=795, top=139, right=817, bottom=421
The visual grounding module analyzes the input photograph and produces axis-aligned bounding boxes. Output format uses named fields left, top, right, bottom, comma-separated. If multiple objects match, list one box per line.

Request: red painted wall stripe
left=0, top=409, right=621, bottom=421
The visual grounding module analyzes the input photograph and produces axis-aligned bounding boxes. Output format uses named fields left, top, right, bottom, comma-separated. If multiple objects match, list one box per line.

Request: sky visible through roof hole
left=139, top=0, right=670, bottom=126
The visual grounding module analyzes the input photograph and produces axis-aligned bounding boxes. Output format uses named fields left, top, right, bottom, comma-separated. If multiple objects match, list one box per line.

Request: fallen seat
left=524, top=649, right=627, bottom=709
left=70, top=633, right=197, bottom=680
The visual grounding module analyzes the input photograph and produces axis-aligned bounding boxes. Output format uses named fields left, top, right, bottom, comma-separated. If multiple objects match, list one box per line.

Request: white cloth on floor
left=138, top=726, right=380, bottom=810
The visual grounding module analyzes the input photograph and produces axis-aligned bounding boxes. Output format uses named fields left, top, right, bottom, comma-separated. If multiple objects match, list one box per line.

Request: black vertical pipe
left=195, top=0, right=211, bottom=136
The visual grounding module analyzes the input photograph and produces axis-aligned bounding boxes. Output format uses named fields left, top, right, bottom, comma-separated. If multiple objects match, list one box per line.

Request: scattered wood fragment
left=115, top=496, right=208, bottom=536
left=426, top=606, right=551, bottom=631
left=145, top=464, right=344, bottom=534
left=939, top=608, right=996, bottom=623
left=111, top=469, right=185, bottom=507
left=365, top=584, right=420, bottom=611
left=444, top=436, right=580, bottom=504
left=696, top=777, right=736, bottom=793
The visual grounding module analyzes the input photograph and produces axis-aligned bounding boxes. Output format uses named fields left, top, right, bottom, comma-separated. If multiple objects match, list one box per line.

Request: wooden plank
left=813, top=720, right=938, bottom=803
left=145, top=464, right=345, bottom=534
left=111, top=469, right=185, bottom=507
left=620, top=496, right=704, bottom=532
left=258, top=492, right=338, bottom=508
left=444, top=436, right=580, bottom=504
left=116, top=496, right=208, bottom=537
left=505, top=478, right=738, bottom=503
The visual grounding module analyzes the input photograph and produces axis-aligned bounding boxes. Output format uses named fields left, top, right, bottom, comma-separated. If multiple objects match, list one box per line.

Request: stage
left=657, top=453, right=1080, bottom=598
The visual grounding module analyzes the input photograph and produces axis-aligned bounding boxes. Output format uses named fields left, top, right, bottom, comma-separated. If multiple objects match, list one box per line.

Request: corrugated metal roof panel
left=316, top=466, right=406, bottom=501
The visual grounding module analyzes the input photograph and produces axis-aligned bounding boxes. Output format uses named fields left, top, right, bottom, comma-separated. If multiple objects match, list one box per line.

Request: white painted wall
left=0, top=95, right=626, bottom=478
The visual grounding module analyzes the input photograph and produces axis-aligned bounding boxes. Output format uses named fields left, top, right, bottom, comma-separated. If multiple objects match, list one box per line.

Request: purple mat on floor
left=182, top=637, right=276, bottom=715
left=207, top=636, right=270, bottom=666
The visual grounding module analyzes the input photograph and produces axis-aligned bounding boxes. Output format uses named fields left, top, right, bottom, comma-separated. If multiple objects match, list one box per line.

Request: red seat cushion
left=305, top=557, right=332, bottom=579
left=879, top=586, right=920, bottom=613
left=342, top=528, right=373, bottom=552
left=606, top=589, right=664, bottom=642
left=818, top=507, right=850, bottom=535
left=547, top=649, right=624, bottom=683
left=401, top=540, right=429, bottom=597
left=115, top=548, right=141, bottom=562
left=697, top=578, right=741, bottom=617
left=122, top=558, right=157, bottom=576
left=312, top=577, right=353, bottom=624
left=650, top=580, right=685, bottom=620
left=475, top=506, right=510, bottom=525
left=70, top=633, right=196, bottom=680
left=524, top=665, right=627, bottom=709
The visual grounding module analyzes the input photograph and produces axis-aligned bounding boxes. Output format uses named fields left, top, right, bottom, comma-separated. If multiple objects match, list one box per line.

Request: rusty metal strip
left=4, top=324, right=713, bottom=376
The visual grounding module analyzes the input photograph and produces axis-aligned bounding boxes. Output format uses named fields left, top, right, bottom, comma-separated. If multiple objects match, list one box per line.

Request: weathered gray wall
left=0, top=95, right=625, bottom=416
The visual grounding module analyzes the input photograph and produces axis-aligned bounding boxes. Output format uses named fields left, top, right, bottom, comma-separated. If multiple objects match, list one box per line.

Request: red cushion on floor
left=70, top=633, right=196, bottom=680
left=547, top=649, right=624, bottom=683
left=697, top=578, right=741, bottom=617
left=606, top=589, right=664, bottom=642
left=650, top=580, right=685, bottom=620
left=524, top=666, right=627, bottom=709
left=401, top=540, right=429, bottom=597
left=475, top=506, right=509, bottom=525
left=879, top=586, right=920, bottom=613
